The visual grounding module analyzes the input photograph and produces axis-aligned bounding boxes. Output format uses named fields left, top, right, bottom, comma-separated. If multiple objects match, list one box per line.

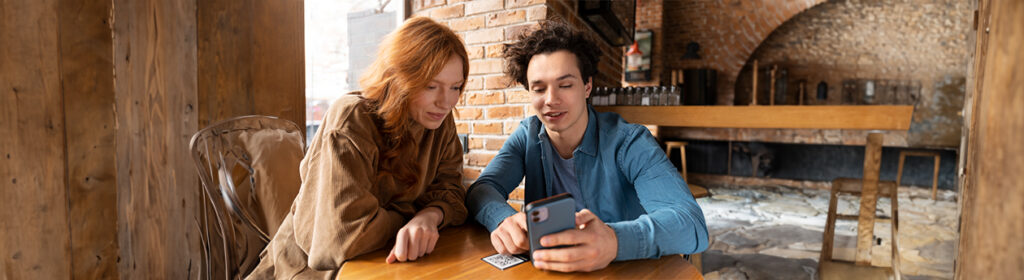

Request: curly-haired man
left=466, top=20, right=709, bottom=272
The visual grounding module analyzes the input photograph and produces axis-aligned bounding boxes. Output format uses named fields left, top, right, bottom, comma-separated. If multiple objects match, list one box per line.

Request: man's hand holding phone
left=490, top=212, right=530, bottom=255
left=530, top=209, right=618, bottom=272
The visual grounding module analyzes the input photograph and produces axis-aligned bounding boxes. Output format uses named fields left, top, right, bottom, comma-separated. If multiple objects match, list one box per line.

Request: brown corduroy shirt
left=247, top=94, right=467, bottom=279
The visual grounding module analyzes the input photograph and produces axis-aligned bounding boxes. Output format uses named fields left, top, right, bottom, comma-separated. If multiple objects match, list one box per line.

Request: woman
left=247, top=17, right=469, bottom=279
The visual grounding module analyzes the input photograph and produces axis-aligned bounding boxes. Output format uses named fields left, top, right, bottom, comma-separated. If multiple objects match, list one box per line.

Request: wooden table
left=596, top=105, right=915, bottom=268
left=338, top=225, right=703, bottom=279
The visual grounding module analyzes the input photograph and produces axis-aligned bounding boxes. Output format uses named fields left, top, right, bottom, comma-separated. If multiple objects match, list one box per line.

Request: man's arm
left=466, top=121, right=531, bottom=231
left=608, top=127, right=710, bottom=261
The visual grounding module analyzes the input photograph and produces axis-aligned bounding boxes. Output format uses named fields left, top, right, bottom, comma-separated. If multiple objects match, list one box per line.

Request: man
left=465, top=20, right=709, bottom=273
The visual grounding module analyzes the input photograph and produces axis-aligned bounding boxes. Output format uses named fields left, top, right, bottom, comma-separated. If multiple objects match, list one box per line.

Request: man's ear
left=584, top=77, right=593, bottom=98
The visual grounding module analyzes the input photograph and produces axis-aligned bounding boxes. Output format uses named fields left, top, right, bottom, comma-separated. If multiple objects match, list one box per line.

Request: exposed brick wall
left=663, top=0, right=826, bottom=104
left=623, top=0, right=663, bottom=87
left=413, top=0, right=623, bottom=186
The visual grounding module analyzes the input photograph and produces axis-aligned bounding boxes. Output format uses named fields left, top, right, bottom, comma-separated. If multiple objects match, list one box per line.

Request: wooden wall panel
left=198, top=0, right=305, bottom=132
left=112, top=0, right=202, bottom=278
left=251, top=0, right=305, bottom=129
left=57, top=0, right=119, bottom=278
left=0, top=0, right=72, bottom=279
left=197, top=0, right=254, bottom=128
left=955, top=1, right=1024, bottom=278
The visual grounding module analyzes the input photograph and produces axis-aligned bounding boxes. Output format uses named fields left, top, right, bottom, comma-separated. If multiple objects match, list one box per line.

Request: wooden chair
left=664, top=141, right=710, bottom=198
left=896, top=150, right=941, bottom=200
left=189, top=115, right=305, bottom=279
left=820, top=178, right=901, bottom=280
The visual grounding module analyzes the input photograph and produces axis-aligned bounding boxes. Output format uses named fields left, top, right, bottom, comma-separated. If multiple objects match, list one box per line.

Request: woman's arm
left=414, top=117, right=468, bottom=228
left=291, top=129, right=405, bottom=271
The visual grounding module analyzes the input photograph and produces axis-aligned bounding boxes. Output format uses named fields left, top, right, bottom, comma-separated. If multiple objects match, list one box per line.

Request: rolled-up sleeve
left=466, top=121, right=529, bottom=231
left=610, top=128, right=709, bottom=261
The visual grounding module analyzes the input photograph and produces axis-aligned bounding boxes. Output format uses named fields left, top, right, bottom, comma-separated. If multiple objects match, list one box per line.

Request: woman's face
left=410, top=55, right=464, bottom=130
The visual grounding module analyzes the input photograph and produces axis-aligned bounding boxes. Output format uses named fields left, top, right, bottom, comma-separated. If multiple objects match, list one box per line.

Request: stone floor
left=697, top=183, right=957, bottom=280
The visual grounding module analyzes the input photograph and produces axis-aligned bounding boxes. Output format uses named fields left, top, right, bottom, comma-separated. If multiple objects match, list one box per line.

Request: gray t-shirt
left=548, top=143, right=586, bottom=211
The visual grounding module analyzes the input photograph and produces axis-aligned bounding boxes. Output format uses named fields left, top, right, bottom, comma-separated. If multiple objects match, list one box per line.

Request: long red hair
left=359, top=17, right=469, bottom=186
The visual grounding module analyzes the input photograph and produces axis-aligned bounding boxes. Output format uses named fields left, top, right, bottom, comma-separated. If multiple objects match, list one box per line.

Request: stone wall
left=734, top=0, right=971, bottom=148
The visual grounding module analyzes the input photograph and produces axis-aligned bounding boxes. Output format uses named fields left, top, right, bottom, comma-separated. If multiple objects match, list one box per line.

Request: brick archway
left=665, top=0, right=826, bottom=104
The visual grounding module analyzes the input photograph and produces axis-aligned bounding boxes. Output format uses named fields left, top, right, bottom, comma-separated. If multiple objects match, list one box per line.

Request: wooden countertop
left=594, top=105, right=914, bottom=131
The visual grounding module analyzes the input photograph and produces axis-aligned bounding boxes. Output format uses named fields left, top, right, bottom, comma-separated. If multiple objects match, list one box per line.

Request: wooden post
left=751, top=60, right=758, bottom=106
left=769, top=65, right=777, bottom=106
left=932, top=155, right=941, bottom=200
left=856, top=132, right=883, bottom=265
left=727, top=141, right=733, bottom=175
left=799, top=81, right=806, bottom=105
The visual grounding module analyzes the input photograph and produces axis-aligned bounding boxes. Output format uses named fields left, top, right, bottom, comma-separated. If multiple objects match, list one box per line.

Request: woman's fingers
left=427, top=232, right=438, bottom=254
left=395, top=228, right=409, bottom=262
left=408, top=228, right=421, bottom=261
left=386, top=247, right=397, bottom=264
left=417, top=227, right=430, bottom=256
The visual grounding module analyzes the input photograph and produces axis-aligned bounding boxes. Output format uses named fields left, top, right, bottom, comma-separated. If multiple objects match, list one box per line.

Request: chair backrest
left=189, top=115, right=304, bottom=280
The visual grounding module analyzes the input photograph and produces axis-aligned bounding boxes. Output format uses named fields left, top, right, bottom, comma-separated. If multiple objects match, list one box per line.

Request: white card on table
left=481, top=253, right=527, bottom=270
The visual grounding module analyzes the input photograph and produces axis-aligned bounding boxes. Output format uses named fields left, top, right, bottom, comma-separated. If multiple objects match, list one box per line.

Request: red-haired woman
left=247, top=17, right=469, bottom=279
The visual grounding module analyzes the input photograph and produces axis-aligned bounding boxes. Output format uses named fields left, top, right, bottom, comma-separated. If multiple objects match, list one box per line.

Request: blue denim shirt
left=466, top=106, right=710, bottom=261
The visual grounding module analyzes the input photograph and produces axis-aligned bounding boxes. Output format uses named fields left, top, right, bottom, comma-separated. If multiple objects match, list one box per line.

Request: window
left=305, top=0, right=404, bottom=143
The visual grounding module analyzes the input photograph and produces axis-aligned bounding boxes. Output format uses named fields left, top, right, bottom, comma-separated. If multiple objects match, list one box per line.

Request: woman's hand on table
left=387, top=206, right=443, bottom=263
left=490, top=212, right=529, bottom=255
left=531, top=209, right=618, bottom=272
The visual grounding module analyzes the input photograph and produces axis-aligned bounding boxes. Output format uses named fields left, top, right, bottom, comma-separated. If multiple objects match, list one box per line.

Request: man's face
left=526, top=50, right=592, bottom=137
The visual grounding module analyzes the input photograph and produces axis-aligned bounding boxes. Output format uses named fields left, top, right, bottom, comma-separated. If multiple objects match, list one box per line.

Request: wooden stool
left=896, top=150, right=941, bottom=200
left=820, top=179, right=901, bottom=280
left=664, top=141, right=710, bottom=199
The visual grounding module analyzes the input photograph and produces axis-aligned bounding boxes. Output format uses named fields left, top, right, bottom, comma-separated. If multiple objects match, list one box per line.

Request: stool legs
left=932, top=155, right=940, bottom=200
left=680, top=145, right=688, bottom=181
left=896, top=151, right=942, bottom=200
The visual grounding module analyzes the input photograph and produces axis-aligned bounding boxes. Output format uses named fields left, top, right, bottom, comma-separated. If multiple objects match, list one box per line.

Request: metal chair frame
left=189, top=115, right=304, bottom=279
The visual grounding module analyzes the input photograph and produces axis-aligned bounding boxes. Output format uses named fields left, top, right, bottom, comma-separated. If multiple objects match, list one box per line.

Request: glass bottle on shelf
left=670, top=85, right=681, bottom=105
left=608, top=88, right=614, bottom=105
left=624, top=87, right=633, bottom=105
left=658, top=86, right=668, bottom=106
left=638, top=86, right=647, bottom=104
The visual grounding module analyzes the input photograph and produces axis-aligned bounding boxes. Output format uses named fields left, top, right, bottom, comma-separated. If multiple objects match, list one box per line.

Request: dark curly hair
left=503, top=19, right=600, bottom=89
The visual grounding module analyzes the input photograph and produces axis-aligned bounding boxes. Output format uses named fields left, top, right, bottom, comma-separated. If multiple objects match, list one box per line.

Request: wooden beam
left=113, top=0, right=201, bottom=278
left=799, top=81, right=806, bottom=105
left=1, top=1, right=72, bottom=278
left=198, top=0, right=305, bottom=132
left=58, top=0, right=118, bottom=278
left=957, top=2, right=1024, bottom=277
left=751, top=59, right=758, bottom=106
left=769, top=65, right=777, bottom=106
left=594, top=105, right=915, bottom=130
left=855, top=133, right=883, bottom=265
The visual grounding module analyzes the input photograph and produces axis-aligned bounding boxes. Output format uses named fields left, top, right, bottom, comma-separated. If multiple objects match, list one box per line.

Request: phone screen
left=524, top=193, right=576, bottom=260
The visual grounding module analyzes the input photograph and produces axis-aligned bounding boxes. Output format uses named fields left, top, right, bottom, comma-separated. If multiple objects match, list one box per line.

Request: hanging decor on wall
left=625, top=29, right=653, bottom=82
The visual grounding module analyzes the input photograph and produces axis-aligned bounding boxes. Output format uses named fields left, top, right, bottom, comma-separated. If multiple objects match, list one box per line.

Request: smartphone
left=524, top=193, right=576, bottom=260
